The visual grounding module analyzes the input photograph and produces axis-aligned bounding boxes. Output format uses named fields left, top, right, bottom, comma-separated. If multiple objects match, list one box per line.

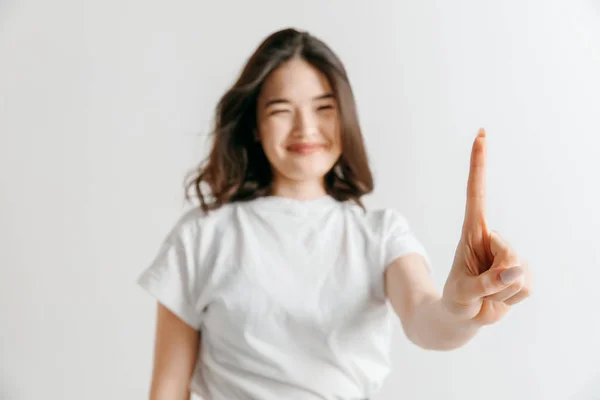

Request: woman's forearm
left=149, top=303, right=200, bottom=400
left=404, top=294, right=480, bottom=351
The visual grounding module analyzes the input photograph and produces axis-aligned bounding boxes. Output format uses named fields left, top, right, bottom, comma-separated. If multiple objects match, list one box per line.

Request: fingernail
left=499, top=267, right=524, bottom=284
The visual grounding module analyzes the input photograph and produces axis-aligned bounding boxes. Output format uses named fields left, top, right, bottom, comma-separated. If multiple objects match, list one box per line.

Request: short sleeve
left=136, top=214, right=206, bottom=330
left=382, top=209, right=433, bottom=273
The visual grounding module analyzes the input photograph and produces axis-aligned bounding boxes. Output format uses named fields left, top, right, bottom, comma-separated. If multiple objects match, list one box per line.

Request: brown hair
left=185, top=28, right=374, bottom=212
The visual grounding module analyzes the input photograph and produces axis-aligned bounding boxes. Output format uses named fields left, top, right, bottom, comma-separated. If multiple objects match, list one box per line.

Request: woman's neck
left=270, top=177, right=327, bottom=201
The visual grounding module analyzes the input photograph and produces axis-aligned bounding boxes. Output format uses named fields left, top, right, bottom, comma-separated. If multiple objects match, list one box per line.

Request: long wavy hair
left=185, top=28, right=374, bottom=212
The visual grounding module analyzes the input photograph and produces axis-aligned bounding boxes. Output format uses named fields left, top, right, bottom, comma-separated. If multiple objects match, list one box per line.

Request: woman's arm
left=384, top=254, right=480, bottom=351
left=384, top=130, right=532, bottom=350
left=148, top=303, right=200, bottom=400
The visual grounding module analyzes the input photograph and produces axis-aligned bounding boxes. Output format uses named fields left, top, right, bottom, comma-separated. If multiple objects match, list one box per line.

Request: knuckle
left=504, top=251, right=519, bottom=265
left=499, top=256, right=520, bottom=271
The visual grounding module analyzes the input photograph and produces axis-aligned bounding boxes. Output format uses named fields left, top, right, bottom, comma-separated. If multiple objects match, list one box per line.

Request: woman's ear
left=253, top=128, right=260, bottom=142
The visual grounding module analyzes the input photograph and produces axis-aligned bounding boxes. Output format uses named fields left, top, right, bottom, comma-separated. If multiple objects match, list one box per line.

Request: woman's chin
left=281, top=167, right=332, bottom=183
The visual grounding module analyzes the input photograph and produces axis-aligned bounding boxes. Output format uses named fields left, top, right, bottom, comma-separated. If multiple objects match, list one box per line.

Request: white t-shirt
left=137, top=195, right=431, bottom=400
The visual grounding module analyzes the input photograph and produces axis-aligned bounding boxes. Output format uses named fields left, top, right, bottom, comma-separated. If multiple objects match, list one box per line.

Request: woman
left=137, top=27, right=532, bottom=400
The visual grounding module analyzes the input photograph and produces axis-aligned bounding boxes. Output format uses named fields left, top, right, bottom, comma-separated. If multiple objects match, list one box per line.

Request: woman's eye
left=270, top=109, right=290, bottom=115
left=317, top=105, right=334, bottom=111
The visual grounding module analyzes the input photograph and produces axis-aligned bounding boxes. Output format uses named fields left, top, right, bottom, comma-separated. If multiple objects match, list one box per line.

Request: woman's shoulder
left=164, top=202, right=240, bottom=238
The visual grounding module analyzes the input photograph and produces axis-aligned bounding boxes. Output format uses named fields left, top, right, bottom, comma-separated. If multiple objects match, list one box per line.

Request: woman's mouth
left=286, top=143, right=325, bottom=154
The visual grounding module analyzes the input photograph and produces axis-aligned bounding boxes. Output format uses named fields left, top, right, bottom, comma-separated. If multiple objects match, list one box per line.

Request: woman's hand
left=442, top=128, right=532, bottom=326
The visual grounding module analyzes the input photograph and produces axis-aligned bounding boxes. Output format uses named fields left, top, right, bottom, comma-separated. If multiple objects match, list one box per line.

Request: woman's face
left=256, top=58, right=342, bottom=193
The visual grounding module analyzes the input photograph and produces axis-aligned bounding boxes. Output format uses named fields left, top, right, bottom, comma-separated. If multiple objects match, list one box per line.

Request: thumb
left=463, top=266, right=525, bottom=299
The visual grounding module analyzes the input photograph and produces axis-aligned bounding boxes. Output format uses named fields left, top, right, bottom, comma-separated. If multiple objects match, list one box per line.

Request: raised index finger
left=464, top=128, right=487, bottom=228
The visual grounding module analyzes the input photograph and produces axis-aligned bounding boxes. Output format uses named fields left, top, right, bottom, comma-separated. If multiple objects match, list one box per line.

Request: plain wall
left=1, top=1, right=599, bottom=399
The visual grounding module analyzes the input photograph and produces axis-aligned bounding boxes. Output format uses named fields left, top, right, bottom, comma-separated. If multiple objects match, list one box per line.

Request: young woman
left=137, top=28, right=532, bottom=400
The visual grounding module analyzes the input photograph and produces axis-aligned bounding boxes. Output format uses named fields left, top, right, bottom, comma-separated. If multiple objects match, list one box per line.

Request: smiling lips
left=286, top=143, right=325, bottom=154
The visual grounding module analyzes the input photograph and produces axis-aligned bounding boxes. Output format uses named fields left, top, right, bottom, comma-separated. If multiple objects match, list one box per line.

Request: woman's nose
left=292, top=109, right=318, bottom=138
